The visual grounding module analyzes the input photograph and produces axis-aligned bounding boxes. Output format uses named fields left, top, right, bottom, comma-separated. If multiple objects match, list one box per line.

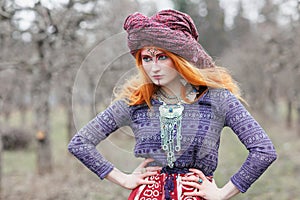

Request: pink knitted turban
left=123, top=9, right=214, bottom=69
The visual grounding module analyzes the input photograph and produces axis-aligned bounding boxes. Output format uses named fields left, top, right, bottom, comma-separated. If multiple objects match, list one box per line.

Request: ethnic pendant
left=159, top=103, right=184, bottom=168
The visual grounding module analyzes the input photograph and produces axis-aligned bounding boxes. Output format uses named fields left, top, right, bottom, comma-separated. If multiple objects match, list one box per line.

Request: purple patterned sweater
left=68, top=88, right=277, bottom=193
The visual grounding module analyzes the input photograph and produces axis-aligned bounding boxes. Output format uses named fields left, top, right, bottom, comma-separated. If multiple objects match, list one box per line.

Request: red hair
left=114, top=48, right=244, bottom=107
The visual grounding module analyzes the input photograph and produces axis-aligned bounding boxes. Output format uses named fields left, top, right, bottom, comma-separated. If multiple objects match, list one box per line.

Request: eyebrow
left=141, top=52, right=166, bottom=56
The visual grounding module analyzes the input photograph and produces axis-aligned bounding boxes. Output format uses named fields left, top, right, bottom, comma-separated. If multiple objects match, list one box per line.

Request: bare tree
left=221, top=0, right=300, bottom=134
left=0, top=1, right=17, bottom=194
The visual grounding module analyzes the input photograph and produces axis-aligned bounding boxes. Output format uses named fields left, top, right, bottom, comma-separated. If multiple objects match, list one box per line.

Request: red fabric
left=128, top=173, right=213, bottom=200
left=123, top=9, right=214, bottom=69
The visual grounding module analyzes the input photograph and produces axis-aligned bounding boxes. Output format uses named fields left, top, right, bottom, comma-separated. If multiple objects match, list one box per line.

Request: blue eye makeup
left=142, top=56, right=153, bottom=62
left=141, top=53, right=168, bottom=63
left=157, top=54, right=168, bottom=60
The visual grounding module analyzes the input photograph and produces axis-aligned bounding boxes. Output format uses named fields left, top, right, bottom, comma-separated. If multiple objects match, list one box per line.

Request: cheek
left=170, top=71, right=179, bottom=80
left=165, top=68, right=179, bottom=81
left=164, top=65, right=177, bottom=75
left=163, top=60, right=176, bottom=70
left=142, top=66, right=151, bottom=76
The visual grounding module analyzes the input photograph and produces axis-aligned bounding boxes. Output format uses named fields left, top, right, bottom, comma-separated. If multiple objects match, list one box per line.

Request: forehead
left=141, top=47, right=165, bottom=55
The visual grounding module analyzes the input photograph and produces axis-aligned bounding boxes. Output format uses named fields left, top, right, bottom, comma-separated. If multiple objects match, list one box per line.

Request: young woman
left=68, top=9, right=277, bottom=200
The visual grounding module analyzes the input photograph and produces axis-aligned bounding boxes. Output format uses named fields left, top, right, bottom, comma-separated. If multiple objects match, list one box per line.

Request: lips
left=152, top=75, right=163, bottom=79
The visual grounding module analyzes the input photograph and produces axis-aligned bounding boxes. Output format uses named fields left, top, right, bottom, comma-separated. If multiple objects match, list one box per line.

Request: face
left=141, top=47, right=180, bottom=88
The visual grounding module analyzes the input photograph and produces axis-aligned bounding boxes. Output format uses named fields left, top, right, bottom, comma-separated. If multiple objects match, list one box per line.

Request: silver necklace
left=157, top=89, right=184, bottom=168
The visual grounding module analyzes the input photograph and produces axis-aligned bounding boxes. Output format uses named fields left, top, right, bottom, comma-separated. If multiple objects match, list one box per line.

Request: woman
left=68, top=9, right=277, bottom=199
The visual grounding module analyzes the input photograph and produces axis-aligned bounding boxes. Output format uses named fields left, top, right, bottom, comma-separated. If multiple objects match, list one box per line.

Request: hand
left=181, top=168, right=222, bottom=200
left=122, top=158, right=162, bottom=190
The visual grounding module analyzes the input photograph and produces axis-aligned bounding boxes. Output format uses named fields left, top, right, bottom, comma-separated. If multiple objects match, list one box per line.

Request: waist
left=160, top=166, right=190, bottom=174
left=159, top=166, right=213, bottom=182
left=129, top=168, right=213, bottom=200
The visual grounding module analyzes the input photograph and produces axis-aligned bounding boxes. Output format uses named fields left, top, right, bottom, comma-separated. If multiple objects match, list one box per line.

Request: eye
left=142, top=56, right=152, bottom=62
left=157, top=54, right=168, bottom=61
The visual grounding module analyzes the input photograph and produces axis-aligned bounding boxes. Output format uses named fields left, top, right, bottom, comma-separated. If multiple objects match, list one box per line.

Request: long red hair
left=114, top=48, right=244, bottom=107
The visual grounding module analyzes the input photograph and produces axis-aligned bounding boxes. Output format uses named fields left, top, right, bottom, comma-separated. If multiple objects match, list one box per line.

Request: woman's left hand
left=181, top=168, right=222, bottom=200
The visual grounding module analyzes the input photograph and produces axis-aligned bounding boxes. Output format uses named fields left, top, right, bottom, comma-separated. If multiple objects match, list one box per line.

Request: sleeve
left=222, top=90, right=277, bottom=193
left=68, top=99, right=131, bottom=180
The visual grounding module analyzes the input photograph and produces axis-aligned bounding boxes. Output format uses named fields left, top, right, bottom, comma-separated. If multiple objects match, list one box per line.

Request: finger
left=184, top=191, right=205, bottom=197
left=189, top=168, right=206, bottom=180
left=134, top=159, right=155, bottom=174
left=138, top=175, right=156, bottom=185
left=137, top=166, right=161, bottom=174
left=141, top=171, right=159, bottom=179
left=181, top=175, right=198, bottom=182
left=145, top=166, right=162, bottom=172
left=181, top=181, right=201, bottom=189
left=138, top=179, right=156, bottom=185
left=138, top=158, right=155, bottom=168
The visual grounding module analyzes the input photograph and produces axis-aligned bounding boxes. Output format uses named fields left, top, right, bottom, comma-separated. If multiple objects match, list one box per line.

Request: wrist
left=106, top=168, right=128, bottom=188
left=219, top=181, right=240, bottom=200
left=120, top=173, right=130, bottom=189
left=218, top=188, right=227, bottom=200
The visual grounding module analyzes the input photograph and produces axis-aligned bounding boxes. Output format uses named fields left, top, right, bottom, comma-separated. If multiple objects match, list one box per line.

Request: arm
left=182, top=89, right=276, bottom=199
left=68, top=100, right=131, bottom=179
left=222, top=90, right=277, bottom=192
left=105, top=159, right=161, bottom=189
left=219, top=181, right=240, bottom=200
left=68, top=100, right=162, bottom=188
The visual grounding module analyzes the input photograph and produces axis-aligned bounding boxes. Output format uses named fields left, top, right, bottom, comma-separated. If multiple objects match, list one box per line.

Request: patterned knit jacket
left=68, top=88, right=277, bottom=193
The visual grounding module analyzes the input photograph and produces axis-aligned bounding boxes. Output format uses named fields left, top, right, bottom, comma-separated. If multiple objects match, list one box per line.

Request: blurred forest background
left=0, top=0, right=300, bottom=199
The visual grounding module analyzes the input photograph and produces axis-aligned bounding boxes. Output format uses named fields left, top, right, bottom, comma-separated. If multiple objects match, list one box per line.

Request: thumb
left=138, top=158, right=155, bottom=168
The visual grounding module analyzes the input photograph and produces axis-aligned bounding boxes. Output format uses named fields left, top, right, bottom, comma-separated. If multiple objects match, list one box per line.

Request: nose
left=151, top=63, right=161, bottom=73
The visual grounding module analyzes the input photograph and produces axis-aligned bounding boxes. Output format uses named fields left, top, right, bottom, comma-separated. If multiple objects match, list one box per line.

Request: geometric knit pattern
left=68, top=88, right=277, bottom=193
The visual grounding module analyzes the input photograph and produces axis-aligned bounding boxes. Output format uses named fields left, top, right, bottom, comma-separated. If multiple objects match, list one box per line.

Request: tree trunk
left=297, top=106, right=300, bottom=136
left=33, top=39, right=53, bottom=175
left=88, top=76, right=95, bottom=119
left=33, top=69, right=52, bottom=174
left=20, top=105, right=27, bottom=127
left=286, top=99, right=292, bottom=129
left=268, top=77, right=278, bottom=116
left=0, top=131, right=2, bottom=200
left=66, top=86, right=76, bottom=141
left=32, top=67, right=52, bottom=175
left=3, top=111, right=10, bottom=126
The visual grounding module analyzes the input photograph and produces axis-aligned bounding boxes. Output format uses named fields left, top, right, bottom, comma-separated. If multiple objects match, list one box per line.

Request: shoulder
left=201, top=88, right=233, bottom=102
left=198, top=88, right=239, bottom=114
left=110, top=99, right=149, bottom=114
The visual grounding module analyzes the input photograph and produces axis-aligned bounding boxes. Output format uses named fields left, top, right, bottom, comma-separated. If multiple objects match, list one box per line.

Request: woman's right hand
left=106, top=158, right=162, bottom=190
left=122, top=158, right=162, bottom=190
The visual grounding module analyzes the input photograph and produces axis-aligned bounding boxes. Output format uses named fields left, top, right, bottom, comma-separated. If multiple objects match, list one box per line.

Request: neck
left=160, top=79, right=183, bottom=98
left=157, top=82, right=185, bottom=105
left=160, top=86, right=181, bottom=98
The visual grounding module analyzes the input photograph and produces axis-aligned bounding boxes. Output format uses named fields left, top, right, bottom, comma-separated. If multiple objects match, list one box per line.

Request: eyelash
left=142, top=55, right=168, bottom=62
left=142, top=56, right=152, bottom=62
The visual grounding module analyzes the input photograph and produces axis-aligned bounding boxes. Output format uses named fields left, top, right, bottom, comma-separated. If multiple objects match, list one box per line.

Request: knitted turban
left=123, top=9, right=214, bottom=69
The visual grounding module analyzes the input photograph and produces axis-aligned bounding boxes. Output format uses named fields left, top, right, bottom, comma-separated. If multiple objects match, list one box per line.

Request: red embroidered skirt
left=128, top=173, right=212, bottom=200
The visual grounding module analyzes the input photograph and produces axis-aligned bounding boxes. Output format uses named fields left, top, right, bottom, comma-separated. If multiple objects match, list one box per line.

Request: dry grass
left=2, top=108, right=300, bottom=200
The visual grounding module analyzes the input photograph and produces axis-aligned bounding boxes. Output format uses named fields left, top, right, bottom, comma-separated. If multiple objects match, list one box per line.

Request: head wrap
left=123, top=9, right=214, bottom=69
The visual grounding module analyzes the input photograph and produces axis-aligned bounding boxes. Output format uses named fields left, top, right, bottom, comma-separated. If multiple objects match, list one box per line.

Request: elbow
left=268, top=144, right=278, bottom=163
left=262, top=148, right=277, bottom=165
left=67, top=141, right=76, bottom=155
left=257, top=143, right=278, bottom=164
left=269, top=150, right=278, bottom=163
left=67, top=135, right=80, bottom=156
left=252, top=147, right=277, bottom=166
